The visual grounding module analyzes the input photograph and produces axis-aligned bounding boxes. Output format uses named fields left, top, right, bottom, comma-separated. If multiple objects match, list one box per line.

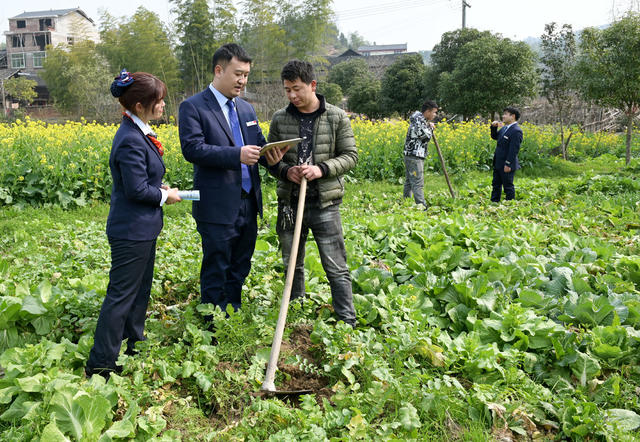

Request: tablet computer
left=260, top=137, right=304, bottom=155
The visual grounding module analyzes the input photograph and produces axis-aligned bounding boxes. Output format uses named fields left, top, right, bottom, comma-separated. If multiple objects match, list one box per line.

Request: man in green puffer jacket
left=268, top=59, right=357, bottom=327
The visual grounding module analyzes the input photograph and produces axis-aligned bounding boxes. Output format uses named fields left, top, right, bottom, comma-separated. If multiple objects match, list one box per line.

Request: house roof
left=338, top=49, right=362, bottom=57
left=326, top=51, right=420, bottom=69
left=357, top=44, right=407, bottom=52
left=10, top=8, right=94, bottom=24
left=0, top=68, right=22, bottom=80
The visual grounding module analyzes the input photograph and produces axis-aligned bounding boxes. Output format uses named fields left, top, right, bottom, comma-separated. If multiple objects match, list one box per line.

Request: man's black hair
left=281, top=60, right=315, bottom=84
left=503, top=106, right=521, bottom=121
left=212, top=43, right=252, bottom=72
left=421, top=100, right=438, bottom=113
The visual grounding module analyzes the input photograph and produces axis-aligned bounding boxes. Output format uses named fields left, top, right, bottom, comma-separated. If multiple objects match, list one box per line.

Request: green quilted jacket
left=268, top=100, right=358, bottom=208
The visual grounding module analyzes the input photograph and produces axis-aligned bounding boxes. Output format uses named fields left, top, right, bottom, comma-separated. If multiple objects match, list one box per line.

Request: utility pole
left=462, top=0, right=471, bottom=29
left=0, top=78, right=6, bottom=119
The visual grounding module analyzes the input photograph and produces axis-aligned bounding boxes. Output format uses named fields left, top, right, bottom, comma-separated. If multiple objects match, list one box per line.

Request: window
left=32, top=51, right=46, bottom=68
left=67, top=36, right=75, bottom=46
left=11, top=53, right=25, bottom=69
left=35, top=34, right=50, bottom=51
left=12, top=35, right=24, bottom=48
left=16, top=20, right=26, bottom=28
left=39, top=18, right=52, bottom=31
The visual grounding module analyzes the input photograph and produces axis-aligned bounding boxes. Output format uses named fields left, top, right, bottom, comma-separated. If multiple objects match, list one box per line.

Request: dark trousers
left=196, top=196, right=257, bottom=314
left=276, top=201, right=356, bottom=326
left=491, top=168, right=516, bottom=202
left=87, top=238, right=156, bottom=370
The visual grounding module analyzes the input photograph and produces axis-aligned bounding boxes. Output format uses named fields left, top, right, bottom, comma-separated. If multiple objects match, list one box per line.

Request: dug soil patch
left=261, top=324, right=333, bottom=402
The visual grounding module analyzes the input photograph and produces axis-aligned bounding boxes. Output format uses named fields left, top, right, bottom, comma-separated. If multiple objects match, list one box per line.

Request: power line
left=335, top=1, right=427, bottom=20
left=335, top=0, right=424, bottom=17
left=362, top=1, right=460, bottom=39
left=334, top=0, right=452, bottom=21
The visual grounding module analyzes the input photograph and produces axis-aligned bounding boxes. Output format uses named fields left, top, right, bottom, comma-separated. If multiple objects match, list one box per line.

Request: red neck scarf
left=123, top=112, right=163, bottom=156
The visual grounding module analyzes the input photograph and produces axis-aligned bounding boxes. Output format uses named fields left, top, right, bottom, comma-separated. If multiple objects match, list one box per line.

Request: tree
left=239, top=0, right=288, bottom=83
left=576, top=13, right=640, bottom=164
left=3, top=77, right=37, bottom=105
left=429, top=28, right=492, bottom=95
left=347, top=31, right=369, bottom=50
left=421, top=63, right=437, bottom=106
left=438, top=34, right=537, bottom=119
left=171, top=0, right=237, bottom=94
left=99, top=8, right=182, bottom=117
left=278, top=0, right=336, bottom=63
left=348, top=79, right=382, bottom=118
left=317, top=82, right=342, bottom=106
left=539, top=23, right=577, bottom=160
left=380, top=54, right=426, bottom=116
left=42, top=41, right=115, bottom=121
left=337, top=32, right=348, bottom=49
left=327, top=58, right=370, bottom=94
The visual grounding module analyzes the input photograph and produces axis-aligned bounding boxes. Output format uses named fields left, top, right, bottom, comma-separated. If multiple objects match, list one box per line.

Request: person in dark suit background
left=178, top=44, right=286, bottom=320
left=490, top=106, right=523, bottom=202
left=86, top=70, right=181, bottom=378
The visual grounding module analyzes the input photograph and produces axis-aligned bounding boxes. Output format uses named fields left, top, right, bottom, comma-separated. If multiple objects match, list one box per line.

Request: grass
left=1, top=157, right=640, bottom=440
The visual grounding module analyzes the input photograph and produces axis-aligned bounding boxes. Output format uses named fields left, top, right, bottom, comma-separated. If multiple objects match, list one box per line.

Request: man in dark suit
left=178, top=44, right=285, bottom=318
left=490, top=106, right=523, bottom=202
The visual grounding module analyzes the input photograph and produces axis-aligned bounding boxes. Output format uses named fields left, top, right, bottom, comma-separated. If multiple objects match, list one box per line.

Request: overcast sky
left=1, top=0, right=636, bottom=52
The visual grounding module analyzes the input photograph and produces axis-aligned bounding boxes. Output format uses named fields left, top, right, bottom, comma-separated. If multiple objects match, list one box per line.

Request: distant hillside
left=523, top=36, right=541, bottom=54
left=411, top=23, right=610, bottom=62
left=523, top=23, right=609, bottom=54
left=418, top=50, right=432, bottom=64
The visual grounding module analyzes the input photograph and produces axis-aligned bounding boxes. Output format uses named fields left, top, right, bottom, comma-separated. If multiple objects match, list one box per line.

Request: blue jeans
left=277, top=200, right=356, bottom=326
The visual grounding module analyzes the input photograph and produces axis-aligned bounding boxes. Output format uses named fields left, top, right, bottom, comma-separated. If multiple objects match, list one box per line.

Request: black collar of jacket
left=286, top=93, right=327, bottom=118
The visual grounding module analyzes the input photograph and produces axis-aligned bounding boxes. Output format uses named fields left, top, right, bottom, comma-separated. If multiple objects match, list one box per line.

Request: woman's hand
left=163, top=185, right=182, bottom=204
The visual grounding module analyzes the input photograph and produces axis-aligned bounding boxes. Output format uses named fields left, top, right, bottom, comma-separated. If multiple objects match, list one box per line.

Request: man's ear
left=310, top=80, right=317, bottom=92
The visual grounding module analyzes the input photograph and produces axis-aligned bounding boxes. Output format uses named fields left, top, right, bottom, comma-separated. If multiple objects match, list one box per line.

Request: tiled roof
left=0, top=68, right=22, bottom=80
left=357, top=44, right=407, bottom=52
left=10, top=8, right=94, bottom=24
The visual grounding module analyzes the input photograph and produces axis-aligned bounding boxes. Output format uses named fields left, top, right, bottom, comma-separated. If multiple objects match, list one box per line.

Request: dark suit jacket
left=106, top=116, right=165, bottom=240
left=178, top=88, right=268, bottom=224
left=491, top=123, right=523, bottom=170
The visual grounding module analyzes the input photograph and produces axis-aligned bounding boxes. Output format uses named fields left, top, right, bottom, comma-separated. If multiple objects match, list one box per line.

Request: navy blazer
left=178, top=88, right=267, bottom=224
left=106, top=116, right=165, bottom=240
left=491, top=123, right=522, bottom=170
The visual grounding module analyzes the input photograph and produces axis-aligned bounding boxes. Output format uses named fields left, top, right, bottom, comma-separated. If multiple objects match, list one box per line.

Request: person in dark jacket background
left=490, top=106, right=523, bottom=202
left=86, top=70, right=181, bottom=378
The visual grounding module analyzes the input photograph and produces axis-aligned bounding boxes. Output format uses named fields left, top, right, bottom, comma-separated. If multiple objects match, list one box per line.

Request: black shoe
left=85, top=364, right=122, bottom=380
left=206, top=323, right=219, bottom=345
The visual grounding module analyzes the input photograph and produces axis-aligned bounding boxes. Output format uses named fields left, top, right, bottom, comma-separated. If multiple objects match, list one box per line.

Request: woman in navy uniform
left=86, top=70, right=181, bottom=378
